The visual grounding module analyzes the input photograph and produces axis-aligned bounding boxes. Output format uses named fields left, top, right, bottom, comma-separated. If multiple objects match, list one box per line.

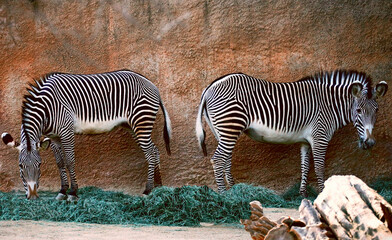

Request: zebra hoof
left=67, top=194, right=79, bottom=202
left=55, top=193, right=67, bottom=201
left=143, top=189, right=152, bottom=195
left=300, top=190, right=308, bottom=198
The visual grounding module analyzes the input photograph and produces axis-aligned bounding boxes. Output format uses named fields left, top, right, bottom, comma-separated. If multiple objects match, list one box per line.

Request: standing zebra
left=196, top=70, right=387, bottom=196
left=2, top=70, right=171, bottom=200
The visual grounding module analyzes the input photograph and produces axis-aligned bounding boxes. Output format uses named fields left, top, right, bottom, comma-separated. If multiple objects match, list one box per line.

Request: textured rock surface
left=242, top=176, right=392, bottom=239
left=314, top=175, right=392, bottom=239
left=0, top=1, right=391, bottom=194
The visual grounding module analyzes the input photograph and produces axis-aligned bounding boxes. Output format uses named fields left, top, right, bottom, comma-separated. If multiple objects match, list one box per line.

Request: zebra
left=2, top=69, right=171, bottom=201
left=195, top=70, right=387, bottom=196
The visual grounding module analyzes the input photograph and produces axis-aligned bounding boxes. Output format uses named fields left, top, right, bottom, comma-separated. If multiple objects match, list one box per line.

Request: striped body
left=14, top=70, right=171, bottom=199
left=196, top=70, right=387, bottom=195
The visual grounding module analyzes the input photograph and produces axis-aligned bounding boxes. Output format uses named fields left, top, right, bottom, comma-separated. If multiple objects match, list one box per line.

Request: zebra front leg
left=61, top=134, right=79, bottom=202
left=299, top=143, right=311, bottom=197
left=312, top=142, right=328, bottom=193
left=50, top=141, right=69, bottom=201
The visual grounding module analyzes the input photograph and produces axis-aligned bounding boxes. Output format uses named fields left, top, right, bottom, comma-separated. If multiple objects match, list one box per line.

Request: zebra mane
left=21, top=72, right=61, bottom=150
left=297, top=70, right=373, bottom=98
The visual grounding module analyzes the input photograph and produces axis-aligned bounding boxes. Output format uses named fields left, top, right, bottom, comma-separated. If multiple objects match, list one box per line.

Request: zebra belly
left=244, top=121, right=311, bottom=144
left=74, top=117, right=128, bottom=134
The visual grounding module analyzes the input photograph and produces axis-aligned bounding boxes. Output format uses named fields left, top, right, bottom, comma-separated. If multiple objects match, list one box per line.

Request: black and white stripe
left=196, top=70, right=387, bottom=195
left=18, top=69, right=172, bottom=199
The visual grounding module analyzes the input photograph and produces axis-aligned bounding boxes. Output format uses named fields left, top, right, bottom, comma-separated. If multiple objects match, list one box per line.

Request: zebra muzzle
left=27, top=182, right=39, bottom=200
left=359, top=129, right=376, bottom=150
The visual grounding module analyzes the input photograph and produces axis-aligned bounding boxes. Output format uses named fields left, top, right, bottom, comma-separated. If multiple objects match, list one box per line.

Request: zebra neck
left=21, top=124, right=42, bottom=151
left=329, top=87, right=355, bottom=129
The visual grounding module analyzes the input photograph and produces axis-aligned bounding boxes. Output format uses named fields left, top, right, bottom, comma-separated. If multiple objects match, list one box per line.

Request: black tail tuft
left=163, top=122, right=171, bottom=156
left=201, top=130, right=207, bottom=156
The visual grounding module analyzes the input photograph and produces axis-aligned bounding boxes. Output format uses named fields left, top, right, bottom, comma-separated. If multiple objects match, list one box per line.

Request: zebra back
left=22, top=70, right=171, bottom=154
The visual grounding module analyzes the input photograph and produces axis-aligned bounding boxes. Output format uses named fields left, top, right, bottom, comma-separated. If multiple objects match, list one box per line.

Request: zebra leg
left=129, top=125, right=161, bottom=195
left=212, top=141, right=237, bottom=193
left=50, top=141, right=69, bottom=201
left=141, top=140, right=160, bottom=195
left=224, top=154, right=235, bottom=188
left=61, top=134, right=79, bottom=201
left=312, top=142, right=328, bottom=193
left=153, top=151, right=163, bottom=188
left=210, top=113, right=244, bottom=193
left=299, top=143, right=311, bottom=197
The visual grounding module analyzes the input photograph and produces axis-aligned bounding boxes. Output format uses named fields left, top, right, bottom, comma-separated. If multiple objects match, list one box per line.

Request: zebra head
left=350, top=81, right=388, bottom=150
left=1, top=129, right=50, bottom=200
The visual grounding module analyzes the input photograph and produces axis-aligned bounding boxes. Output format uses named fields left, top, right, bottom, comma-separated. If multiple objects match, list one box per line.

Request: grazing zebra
left=2, top=70, right=171, bottom=200
left=196, top=70, right=387, bottom=196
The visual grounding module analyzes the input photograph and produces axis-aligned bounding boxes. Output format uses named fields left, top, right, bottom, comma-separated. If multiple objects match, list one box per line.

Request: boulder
left=242, top=175, right=392, bottom=239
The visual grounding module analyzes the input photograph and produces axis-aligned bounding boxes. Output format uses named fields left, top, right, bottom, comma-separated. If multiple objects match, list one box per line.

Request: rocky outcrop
left=242, top=175, right=392, bottom=239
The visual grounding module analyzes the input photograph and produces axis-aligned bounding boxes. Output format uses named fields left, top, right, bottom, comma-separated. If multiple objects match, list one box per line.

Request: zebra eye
left=19, top=164, right=23, bottom=168
left=356, top=108, right=362, bottom=114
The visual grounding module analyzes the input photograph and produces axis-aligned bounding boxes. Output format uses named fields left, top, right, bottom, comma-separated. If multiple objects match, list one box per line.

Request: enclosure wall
left=0, top=0, right=391, bottom=193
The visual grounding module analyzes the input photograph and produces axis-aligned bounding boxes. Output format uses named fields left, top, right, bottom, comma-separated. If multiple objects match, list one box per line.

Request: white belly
left=74, top=117, right=128, bottom=134
left=244, top=121, right=311, bottom=144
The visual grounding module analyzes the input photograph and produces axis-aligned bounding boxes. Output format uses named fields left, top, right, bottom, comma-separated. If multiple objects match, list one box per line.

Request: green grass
left=0, top=180, right=390, bottom=226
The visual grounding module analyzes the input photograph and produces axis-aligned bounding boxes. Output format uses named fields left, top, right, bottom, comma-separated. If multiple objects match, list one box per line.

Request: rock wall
left=0, top=0, right=391, bottom=194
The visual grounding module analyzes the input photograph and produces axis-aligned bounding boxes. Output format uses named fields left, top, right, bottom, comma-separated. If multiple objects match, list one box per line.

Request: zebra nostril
left=365, top=138, right=375, bottom=148
left=359, top=138, right=375, bottom=150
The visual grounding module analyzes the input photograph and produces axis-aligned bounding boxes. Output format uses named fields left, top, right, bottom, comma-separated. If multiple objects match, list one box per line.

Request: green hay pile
left=369, top=176, right=392, bottom=204
left=0, top=184, right=296, bottom=226
left=0, top=180, right=390, bottom=226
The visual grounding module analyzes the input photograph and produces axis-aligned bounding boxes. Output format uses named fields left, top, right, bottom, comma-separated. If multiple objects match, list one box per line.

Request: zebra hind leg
left=224, top=154, right=235, bottom=188
left=153, top=163, right=162, bottom=187
left=299, top=143, right=311, bottom=197
left=141, top=141, right=160, bottom=195
left=129, top=124, right=161, bottom=195
left=212, top=142, right=237, bottom=193
left=210, top=115, right=243, bottom=193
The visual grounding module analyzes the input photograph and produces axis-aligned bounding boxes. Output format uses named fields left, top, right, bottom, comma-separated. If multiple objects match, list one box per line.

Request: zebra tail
left=159, top=100, right=172, bottom=156
left=195, top=96, right=207, bottom=156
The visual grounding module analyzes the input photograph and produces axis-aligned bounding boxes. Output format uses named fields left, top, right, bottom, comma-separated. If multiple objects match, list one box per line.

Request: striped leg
left=211, top=143, right=229, bottom=193
left=299, top=143, right=311, bottom=197
left=209, top=102, right=247, bottom=193
left=312, top=142, right=328, bottom=193
left=224, top=154, right=235, bottom=188
left=129, top=119, right=161, bottom=195
left=61, top=133, right=78, bottom=201
left=212, top=131, right=242, bottom=193
left=50, top=141, right=69, bottom=200
left=138, top=137, right=160, bottom=195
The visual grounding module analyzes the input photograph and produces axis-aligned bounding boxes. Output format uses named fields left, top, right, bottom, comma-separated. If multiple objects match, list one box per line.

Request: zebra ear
left=349, top=82, right=363, bottom=98
left=38, top=138, right=51, bottom=151
left=1, top=132, right=21, bottom=152
left=373, top=81, right=388, bottom=99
